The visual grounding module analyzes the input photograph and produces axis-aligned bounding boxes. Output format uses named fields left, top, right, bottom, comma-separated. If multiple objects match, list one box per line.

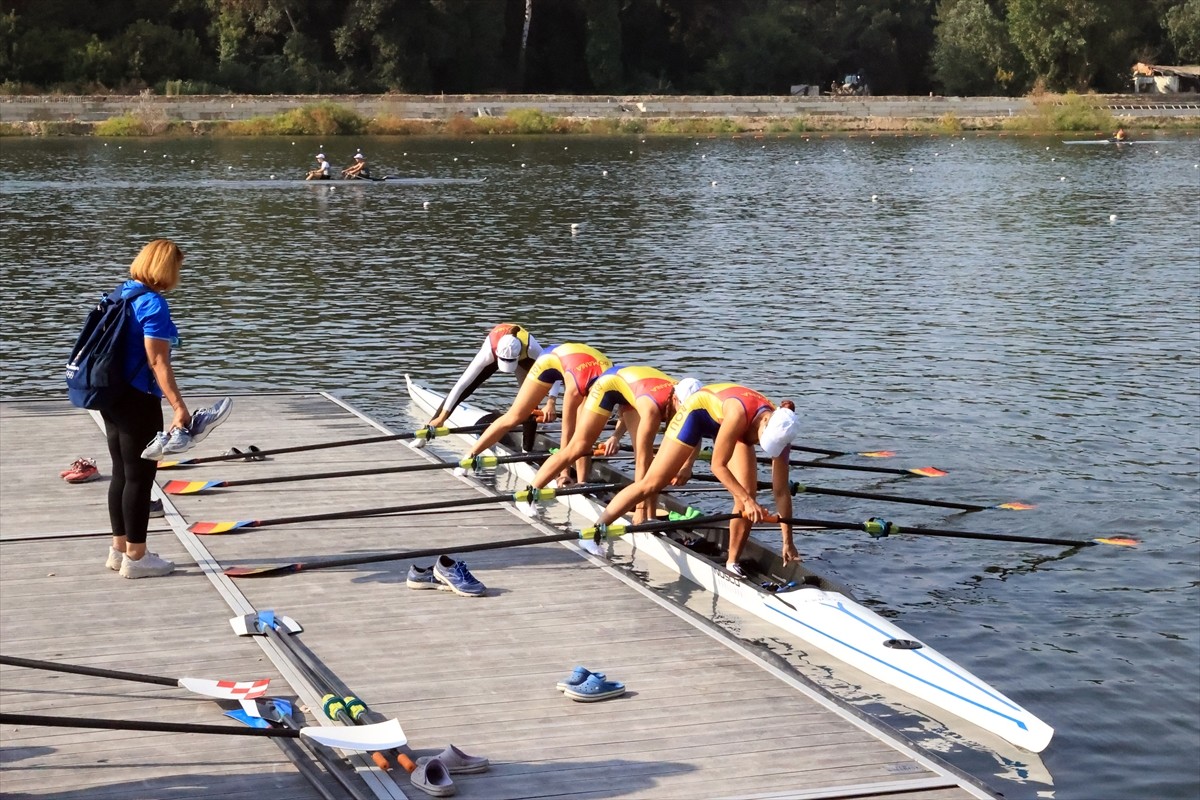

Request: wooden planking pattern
left=0, top=394, right=992, bottom=800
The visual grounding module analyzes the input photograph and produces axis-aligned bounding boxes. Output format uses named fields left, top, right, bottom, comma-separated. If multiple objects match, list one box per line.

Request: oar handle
left=0, top=654, right=177, bottom=688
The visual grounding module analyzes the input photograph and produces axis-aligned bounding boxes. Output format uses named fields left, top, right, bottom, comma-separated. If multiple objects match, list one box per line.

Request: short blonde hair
left=129, top=239, right=183, bottom=291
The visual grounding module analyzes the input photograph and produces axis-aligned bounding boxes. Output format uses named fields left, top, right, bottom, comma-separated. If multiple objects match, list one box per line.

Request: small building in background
left=1132, top=63, right=1200, bottom=93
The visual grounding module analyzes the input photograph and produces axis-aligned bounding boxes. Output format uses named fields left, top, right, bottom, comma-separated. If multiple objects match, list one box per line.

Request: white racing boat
left=406, top=375, right=1054, bottom=753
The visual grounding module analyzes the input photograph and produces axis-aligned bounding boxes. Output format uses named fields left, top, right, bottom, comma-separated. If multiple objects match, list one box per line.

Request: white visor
left=315, top=153, right=325, bottom=159
left=673, top=377, right=701, bottom=403
left=758, top=407, right=799, bottom=458
left=494, top=334, right=522, bottom=373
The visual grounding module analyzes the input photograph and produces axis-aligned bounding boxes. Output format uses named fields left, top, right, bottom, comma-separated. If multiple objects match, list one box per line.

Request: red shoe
left=62, top=457, right=100, bottom=483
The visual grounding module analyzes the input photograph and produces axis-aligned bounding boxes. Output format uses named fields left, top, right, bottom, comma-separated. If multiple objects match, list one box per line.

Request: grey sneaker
left=406, top=563, right=449, bottom=591
left=106, top=547, right=124, bottom=571
left=149, top=499, right=164, bottom=518
left=141, top=431, right=169, bottom=461
left=433, top=555, right=486, bottom=597
left=189, top=397, right=232, bottom=443
left=120, top=551, right=175, bottom=579
left=161, top=427, right=194, bottom=455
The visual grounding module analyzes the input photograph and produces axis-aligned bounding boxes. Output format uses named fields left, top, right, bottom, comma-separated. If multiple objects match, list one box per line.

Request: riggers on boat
left=406, top=375, right=1055, bottom=754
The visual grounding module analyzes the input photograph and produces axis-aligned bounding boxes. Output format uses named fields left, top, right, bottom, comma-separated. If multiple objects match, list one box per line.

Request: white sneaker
left=189, top=397, right=232, bottom=443
left=120, top=551, right=175, bottom=579
left=161, top=428, right=194, bottom=455
left=106, top=547, right=124, bottom=571
left=141, top=431, right=169, bottom=461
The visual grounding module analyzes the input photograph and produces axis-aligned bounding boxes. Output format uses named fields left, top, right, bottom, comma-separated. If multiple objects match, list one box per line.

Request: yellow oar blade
left=909, top=466, right=948, bottom=477
left=860, top=450, right=897, bottom=458
left=1093, top=536, right=1138, bottom=547
left=997, top=501, right=1036, bottom=510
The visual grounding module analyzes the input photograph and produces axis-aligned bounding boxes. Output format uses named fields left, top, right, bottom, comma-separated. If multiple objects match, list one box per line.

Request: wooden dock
left=0, top=393, right=997, bottom=799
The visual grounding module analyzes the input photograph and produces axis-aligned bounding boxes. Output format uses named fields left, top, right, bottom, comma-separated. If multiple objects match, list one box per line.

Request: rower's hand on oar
left=669, top=468, right=693, bottom=487
left=598, top=436, right=621, bottom=457
left=739, top=500, right=771, bottom=524
left=539, top=400, right=557, bottom=424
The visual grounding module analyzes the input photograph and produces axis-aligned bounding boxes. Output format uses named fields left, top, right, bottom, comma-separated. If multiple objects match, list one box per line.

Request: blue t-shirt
left=119, top=279, right=178, bottom=396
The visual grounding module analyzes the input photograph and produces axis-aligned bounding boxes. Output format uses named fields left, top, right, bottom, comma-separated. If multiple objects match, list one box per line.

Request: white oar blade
left=300, top=718, right=407, bottom=750
left=177, top=677, right=271, bottom=700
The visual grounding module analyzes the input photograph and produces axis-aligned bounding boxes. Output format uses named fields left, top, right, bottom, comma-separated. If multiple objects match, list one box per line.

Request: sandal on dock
left=555, top=666, right=606, bottom=693
left=225, top=445, right=266, bottom=461
left=563, top=673, right=625, bottom=702
left=418, top=744, right=489, bottom=774
left=410, top=756, right=455, bottom=797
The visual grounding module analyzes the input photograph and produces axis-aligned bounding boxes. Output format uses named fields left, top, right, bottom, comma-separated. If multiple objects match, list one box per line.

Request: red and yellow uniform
left=530, top=343, right=611, bottom=396
left=583, top=365, right=675, bottom=417
left=487, top=323, right=532, bottom=359
left=665, top=383, right=774, bottom=446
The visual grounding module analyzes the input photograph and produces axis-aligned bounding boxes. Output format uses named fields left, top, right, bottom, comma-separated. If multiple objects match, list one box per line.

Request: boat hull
left=405, top=375, right=1053, bottom=753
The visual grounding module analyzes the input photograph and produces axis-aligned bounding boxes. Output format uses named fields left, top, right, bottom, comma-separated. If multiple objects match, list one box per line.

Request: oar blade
left=156, top=458, right=196, bottom=470
left=909, top=466, right=948, bottom=477
left=224, top=563, right=302, bottom=578
left=190, top=520, right=255, bottom=535
left=996, top=501, right=1036, bottom=511
left=300, top=718, right=407, bottom=751
left=1093, top=536, right=1138, bottom=547
left=179, top=677, right=272, bottom=700
left=859, top=450, right=896, bottom=458
left=164, top=479, right=223, bottom=495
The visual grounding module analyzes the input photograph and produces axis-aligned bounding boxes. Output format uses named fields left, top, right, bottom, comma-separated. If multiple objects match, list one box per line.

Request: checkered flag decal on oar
left=178, top=677, right=271, bottom=700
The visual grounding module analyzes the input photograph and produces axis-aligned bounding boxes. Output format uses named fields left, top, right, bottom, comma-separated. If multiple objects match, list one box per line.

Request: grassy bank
left=2, top=96, right=1195, bottom=138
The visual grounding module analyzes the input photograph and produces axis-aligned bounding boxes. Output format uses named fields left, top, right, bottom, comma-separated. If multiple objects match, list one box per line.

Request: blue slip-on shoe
left=563, top=673, right=625, bottom=702
left=189, top=397, right=232, bottom=443
left=555, top=666, right=607, bottom=693
left=406, top=563, right=449, bottom=591
left=433, top=555, right=486, bottom=597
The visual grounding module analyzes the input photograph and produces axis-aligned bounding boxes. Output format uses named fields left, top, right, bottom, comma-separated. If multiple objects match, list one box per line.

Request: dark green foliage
left=0, top=0, right=1193, bottom=96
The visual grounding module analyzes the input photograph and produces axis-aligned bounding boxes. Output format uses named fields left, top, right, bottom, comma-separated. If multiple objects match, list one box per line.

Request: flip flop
left=555, top=666, right=607, bottom=692
left=410, top=755, right=455, bottom=797
left=417, top=744, right=488, bottom=774
left=224, top=446, right=267, bottom=462
left=562, top=673, right=625, bottom=702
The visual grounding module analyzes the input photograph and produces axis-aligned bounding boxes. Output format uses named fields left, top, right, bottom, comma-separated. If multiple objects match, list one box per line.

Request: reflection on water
left=2, top=134, right=1198, bottom=800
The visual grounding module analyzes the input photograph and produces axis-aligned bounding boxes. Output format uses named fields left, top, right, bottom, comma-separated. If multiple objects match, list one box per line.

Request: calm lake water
left=1, top=132, right=1198, bottom=799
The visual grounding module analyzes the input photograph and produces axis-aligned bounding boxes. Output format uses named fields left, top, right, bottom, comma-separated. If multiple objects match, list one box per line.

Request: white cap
left=673, top=377, right=701, bottom=403
left=758, top=407, right=799, bottom=458
left=495, top=334, right=522, bottom=373
left=315, top=153, right=326, bottom=160
left=354, top=152, right=365, bottom=160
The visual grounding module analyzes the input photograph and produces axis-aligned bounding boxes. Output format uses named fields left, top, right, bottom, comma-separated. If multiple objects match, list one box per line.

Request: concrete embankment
left=2, top=92, right=1196, bottom=132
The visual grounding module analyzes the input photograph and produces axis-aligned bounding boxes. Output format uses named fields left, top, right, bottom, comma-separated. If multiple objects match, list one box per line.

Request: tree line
left=1, top=0, right=1197, bottom=98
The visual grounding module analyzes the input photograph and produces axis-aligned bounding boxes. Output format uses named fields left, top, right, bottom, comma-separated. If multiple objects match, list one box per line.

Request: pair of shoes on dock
left=406, top=555, right=486, bottom=597
left=410, top=744, right=489, bottom=797
left=141, top=397, right=233, bottom=460
left=106, top=548, right=175, bottom=578
left=224, top=444, right=265, bottom=461
left=557, top=665, right=626, bottom=702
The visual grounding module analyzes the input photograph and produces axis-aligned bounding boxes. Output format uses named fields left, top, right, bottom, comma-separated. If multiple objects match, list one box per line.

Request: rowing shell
left=405, top=375, right=1054, bottom=753
left=1061, top=139, right=1164, bottom=145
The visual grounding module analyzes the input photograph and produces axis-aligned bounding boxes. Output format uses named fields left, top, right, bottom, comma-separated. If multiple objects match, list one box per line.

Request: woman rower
left=305, top=153, right=332, bottom=180
left=592, top=383, right=801, bottom=576
left=342, top=151, right=370, bottom=180
left=520, top=367, right=700, bottom=521
left=460, top=343, right=612, bottom=474
left=426, top=323, right=553, bottom=428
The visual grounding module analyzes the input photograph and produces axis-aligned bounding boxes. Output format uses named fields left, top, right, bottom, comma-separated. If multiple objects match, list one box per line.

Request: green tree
left=1007, top=0, right=1138, bottom=91
left=702, top=0, right=836, bottom=94
left=932, top=0, right=1026, bottom=95
left=583, top=0, right=622, bottom=92
left=1165, top=0, right=1200, bottom=61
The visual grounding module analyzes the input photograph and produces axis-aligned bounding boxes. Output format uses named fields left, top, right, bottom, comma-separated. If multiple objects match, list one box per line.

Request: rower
left=426, top=324, right=553, bottom=428
left=591, top=383, right=801, bottom=576
left=520, top=368, right=701, bottom=521
left=461, top=343, right=612, bottom=471
left=342, top=151, right=370, bottom=180
left=1114, top=128, right=1128, bottom=142
left=305, top=153, right=332, bottom=180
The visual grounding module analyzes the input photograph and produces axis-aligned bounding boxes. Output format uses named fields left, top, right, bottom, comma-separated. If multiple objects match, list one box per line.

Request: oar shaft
left=0, top=712, right=305, bottom=739
left=783, top=458, right=916, bottom=475
left=224, top=452, right=547, bottom=489
left=0, top=654, right=177, bottom=688
left=777, top=517, right=1096, bottom=547
left=685, top=475, right=989, bottom=511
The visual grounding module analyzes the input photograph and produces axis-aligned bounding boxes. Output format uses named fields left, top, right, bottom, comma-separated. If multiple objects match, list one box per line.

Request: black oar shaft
left=777, top=517, right=1095, bottom=547
left=687, top=475, right=989, bottom=511
left=0, top=712, right=306, bottom=739
left=0, top=654, right=177, bottom=688
left=783, top=459, right=915, bottom=475
left=224, top=452, right=546, bottom=489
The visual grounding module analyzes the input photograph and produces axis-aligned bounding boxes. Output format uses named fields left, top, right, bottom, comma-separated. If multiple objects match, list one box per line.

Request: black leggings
left=101, top=389, right=163, bottom=545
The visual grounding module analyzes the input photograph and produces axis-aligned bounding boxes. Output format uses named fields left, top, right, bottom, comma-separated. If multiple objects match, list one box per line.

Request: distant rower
left=305, top=153, right=331, bottom=180
left=342, top=151, right=370, bottom=180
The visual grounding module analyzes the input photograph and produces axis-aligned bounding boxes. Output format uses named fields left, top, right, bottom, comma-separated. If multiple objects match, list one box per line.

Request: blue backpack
left=65, top=284, right=150, bottom=409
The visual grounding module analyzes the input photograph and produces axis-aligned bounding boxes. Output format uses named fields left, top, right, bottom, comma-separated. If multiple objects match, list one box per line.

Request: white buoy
left=794, top=160, right=799, bottom=165
left=1109, top=214, right=1117, bottom=222
left=190, top=159, right=194, bottom=163
left=161, top=154, right=166, bottom=158
left=270, top=174, right=275, bottom=179
left=570, top=223, right=580, bottom=234
left=629, top=150, right=634, bottom=155
left=423, top=201, right=430, bottom=209
left=403, top=152, right=408, bottom=156
left=871, top=195, right=878, bottom=202
left=711, top=180, right=717, bottom=186
left=701, top=155, right=706, bottom=159
left=908, top=167, right=913, bottom=172
left=602, top=170, right=608, bottom=176
left=1046, top=146, right=1050, bottom=150
left=521, top=163, right=526, bottom=168
left=228, top=166, right=232, bottom=170
left=453, top=157, right=458, bottom=161
left=1060, top=176, right=1066, bottom=181
left=563, top=146, right=568, bottom=150
left=1051, top=157, right=1056, bottom=162
left=143, top=149, right=148, bottom=153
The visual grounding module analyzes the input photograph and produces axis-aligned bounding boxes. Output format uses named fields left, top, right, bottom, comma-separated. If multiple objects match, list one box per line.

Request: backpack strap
left=117, top=283, right=157, bottom=389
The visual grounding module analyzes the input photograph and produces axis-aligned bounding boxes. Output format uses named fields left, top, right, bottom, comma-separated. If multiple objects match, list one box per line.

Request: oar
left=792, top=445, right=896, bottom=458
left=770, top=516, right=1138, bottom=548
left=157, top=422, right=492, bottom=469
left=225, top=708, right=341, bottom=800
left=696, top=451, right=946, bottom=477
left=683, top=475, right=1032, bottom=511
left=250, top=698, right=374, bottom=800
left=190, top=482, right=622, bottom=534
left=0, top=654, right=271, bottom=700
left=578, top=513, right=740, bottom=541
left=164, top=452, right=549, bottom=495
left=0, top=712, right=408, bottom=750
left=225, top=522, right=642, bottom=578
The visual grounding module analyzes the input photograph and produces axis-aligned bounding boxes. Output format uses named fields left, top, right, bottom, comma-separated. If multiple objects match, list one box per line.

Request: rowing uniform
left=433, top=324, right=548, bottom=420
left=529, top=343, right=612, bottom=396
left=665, top=383, right=774, bottom=446
left=583, top=365, right=675, bottom=417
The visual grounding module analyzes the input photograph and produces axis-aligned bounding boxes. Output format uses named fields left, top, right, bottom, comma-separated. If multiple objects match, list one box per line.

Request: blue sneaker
left=433, top=555, right=486, bottom=597
left=161, top=427, right=194, bottom=455
left=406, top=563, right=449, bottom=591
left=189, top=397, right=232, bottom=443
